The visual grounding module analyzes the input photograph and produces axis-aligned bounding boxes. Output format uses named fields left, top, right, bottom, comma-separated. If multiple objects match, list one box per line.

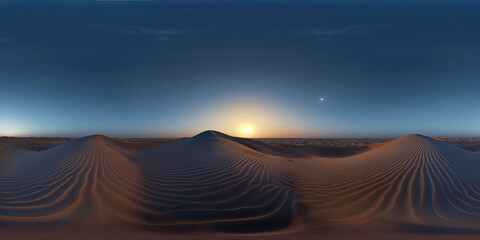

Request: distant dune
left=1, top=131, right=480, bottom=239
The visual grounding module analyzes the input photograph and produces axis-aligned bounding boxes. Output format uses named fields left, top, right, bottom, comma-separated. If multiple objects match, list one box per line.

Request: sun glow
left=0, top=118, right=24, bottom=137
left=195, top=99, right=308, bottom=138
left=239, top=123, right=254, bottom=137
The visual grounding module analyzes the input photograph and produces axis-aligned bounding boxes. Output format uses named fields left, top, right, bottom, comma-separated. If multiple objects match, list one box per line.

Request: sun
left=238, top=123, right=254, bottom=137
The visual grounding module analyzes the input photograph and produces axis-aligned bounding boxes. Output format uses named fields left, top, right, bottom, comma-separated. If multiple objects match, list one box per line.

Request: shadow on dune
left=462, top=143, right=480, bottom=152
left=128, top=131, right=300, bottom=232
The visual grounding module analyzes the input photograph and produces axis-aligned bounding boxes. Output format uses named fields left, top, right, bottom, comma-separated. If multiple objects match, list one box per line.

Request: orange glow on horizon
left=191, top=99, right=310, bottom=138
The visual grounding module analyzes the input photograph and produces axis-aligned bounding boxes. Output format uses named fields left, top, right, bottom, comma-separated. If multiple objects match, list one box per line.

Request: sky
left=0, top=0, right=480, bottom=138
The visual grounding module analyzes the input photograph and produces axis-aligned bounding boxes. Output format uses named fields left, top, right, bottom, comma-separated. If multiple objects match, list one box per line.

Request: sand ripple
left=294, top=134, right=480, bottom=228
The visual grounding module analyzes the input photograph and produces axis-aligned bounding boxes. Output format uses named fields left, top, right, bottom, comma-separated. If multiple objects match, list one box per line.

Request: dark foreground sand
left=1, top=131, right=480, bottom=239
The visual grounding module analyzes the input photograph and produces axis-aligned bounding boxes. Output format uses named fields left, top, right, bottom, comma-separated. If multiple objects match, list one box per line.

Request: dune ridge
left=1, top=131, right=480, bottom=234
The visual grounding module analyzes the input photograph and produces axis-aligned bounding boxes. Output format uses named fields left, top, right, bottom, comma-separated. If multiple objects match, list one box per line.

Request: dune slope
left=128, top=130, right=297, bottom=231
left=0, top=135, right=143, bottom=223
left=294, top=134, right=480, bottom=228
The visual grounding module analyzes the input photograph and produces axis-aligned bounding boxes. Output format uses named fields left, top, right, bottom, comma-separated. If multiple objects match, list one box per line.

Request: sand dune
left=1, top=131, right=480, bottom=236
left=293, top=134, right=480, bottom=229
left=118, top=131, right=297, bottom=231
left=0, top=132, right=296, bottom=232
left=0, top=135, right=143, bottom=224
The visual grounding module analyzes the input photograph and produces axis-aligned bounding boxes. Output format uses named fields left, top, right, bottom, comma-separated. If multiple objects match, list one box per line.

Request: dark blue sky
left=1, top=0, right=479, bottom=137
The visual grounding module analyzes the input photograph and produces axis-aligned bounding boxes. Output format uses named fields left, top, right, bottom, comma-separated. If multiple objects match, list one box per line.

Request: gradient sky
left=1, top=0, right=480, bottom=138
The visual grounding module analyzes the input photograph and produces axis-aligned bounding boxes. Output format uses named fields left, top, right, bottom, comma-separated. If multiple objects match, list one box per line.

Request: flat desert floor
left=1, top=131, right=480, bottom=239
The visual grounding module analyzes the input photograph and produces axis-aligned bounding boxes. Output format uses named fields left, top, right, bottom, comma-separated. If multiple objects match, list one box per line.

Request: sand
left=1, top=131, right=480, bottom=239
